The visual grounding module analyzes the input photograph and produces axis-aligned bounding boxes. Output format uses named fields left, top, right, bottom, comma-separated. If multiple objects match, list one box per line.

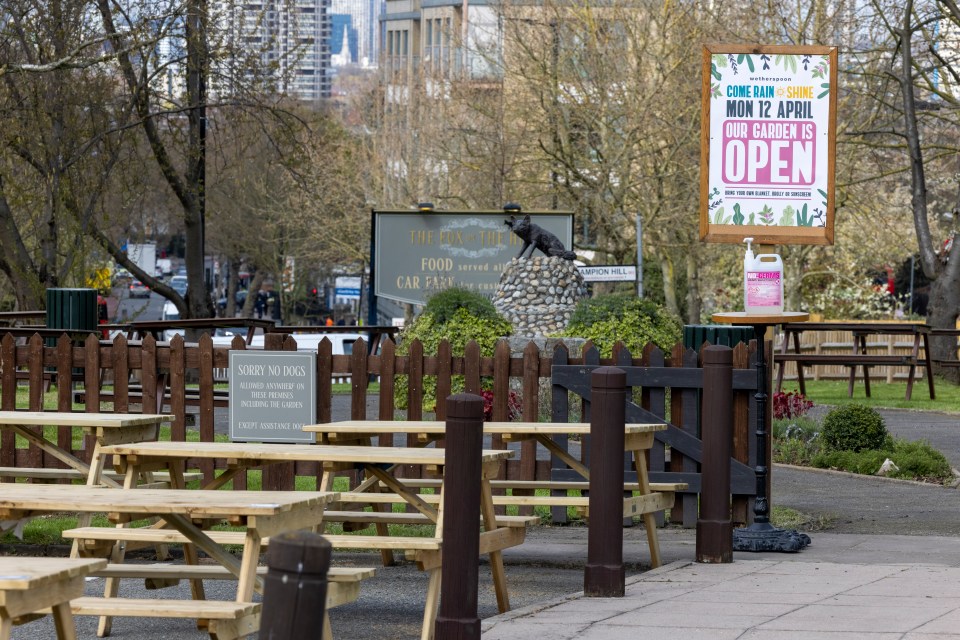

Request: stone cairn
left=492, top=256, right=586, bottom=337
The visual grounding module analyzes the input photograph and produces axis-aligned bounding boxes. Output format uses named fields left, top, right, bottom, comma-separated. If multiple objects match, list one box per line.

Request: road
left=109, top=285, right=165, bottom=324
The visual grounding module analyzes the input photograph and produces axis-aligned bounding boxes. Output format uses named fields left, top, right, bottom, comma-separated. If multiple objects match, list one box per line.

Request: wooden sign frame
left=699, top=44, right=838, bottom=245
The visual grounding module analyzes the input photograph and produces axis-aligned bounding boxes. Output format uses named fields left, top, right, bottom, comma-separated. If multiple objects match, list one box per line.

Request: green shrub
left=396, top=289, right=513, bottom=412
left=811, top=438, right=953, bottom=483
left=820, top=404, right=889, bottom=452
left=772, top=416, right=822, bottom=465
left=774, top=437, right=818, bottom=466
left=560, top=294, right=682, bottom=356
left=888, top=439, right=952, bottom=480
left=812, top=448, right=888, bottom=474
left=422, top=287, right=503, bottom=325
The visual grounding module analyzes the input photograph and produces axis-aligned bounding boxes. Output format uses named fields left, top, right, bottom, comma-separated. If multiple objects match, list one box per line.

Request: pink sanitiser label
left=746, top=271, right=782, bottom=307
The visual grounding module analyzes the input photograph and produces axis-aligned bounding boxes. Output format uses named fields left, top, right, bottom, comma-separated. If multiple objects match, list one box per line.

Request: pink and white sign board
left=700, top=45, right=837, bottom=245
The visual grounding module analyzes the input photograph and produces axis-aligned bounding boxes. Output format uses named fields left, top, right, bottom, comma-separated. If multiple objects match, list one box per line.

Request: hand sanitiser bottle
left=743, top=237, right=784, bottom=314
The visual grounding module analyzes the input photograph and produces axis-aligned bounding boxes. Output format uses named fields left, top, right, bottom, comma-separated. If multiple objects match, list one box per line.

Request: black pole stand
left=732, top=322, right=811, bottom=553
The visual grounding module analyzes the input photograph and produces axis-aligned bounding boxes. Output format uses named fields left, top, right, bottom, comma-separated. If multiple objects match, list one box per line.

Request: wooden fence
left=0, top=331, right=762, bottom=527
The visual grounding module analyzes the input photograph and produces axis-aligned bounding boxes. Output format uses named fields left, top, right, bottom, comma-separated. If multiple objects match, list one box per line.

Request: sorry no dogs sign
left=699, top=44, right=837, bottom=245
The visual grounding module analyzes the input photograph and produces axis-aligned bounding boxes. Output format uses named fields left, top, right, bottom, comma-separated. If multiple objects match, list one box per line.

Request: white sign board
left=229, top=351, right=316, bottom=443
left=700, top=44, right=837, bottom=245
left=578, top=265, right=637, bottom=282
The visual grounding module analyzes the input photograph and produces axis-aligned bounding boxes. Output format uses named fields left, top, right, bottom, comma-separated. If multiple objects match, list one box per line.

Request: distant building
left=213, top=0, right=333, bottom=101
left=331, top=0, right=377, bottom=67
left=331, top=14, right=359, bottom=66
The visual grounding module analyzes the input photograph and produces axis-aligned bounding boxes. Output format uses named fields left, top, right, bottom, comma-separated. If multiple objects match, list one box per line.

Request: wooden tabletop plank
left=0, top=484, right=339, bottom=517
left=0, top=411, right=174, bottom=428
left=304, top=421, right=666, bottom=435
left=100, top=441, right=513, bottom=464
left=0, top=557, right=108, bottom=590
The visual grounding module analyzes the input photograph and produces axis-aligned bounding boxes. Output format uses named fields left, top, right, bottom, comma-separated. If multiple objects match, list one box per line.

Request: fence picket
left=55, top=335, right=72, bottom=472
left=435, top=340, right=452, bottom=422
left=1, top=335, right=15, bottom=473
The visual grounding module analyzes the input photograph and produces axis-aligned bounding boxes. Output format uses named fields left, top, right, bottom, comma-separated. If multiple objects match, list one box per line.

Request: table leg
left=50, top=602, right=77, bottom=640
left=97, top=470, right=139, bottom=636
left=420, top=568, right=441, bottom=640
left=847, top=335, right=858, bottom=397
left=792, top=330, right=807, bottom=395
left=168, top=462, right=207, bottom=609
left=860, top=335, right=873, bottom=397
left=479, top=470, right=509, bottom=613
left=71, top=440, right=111, bottom=558
left=236, top=531, right=263, bottom=602
left=0, top=616, right=10, bottom=640
left=630, top=450, right=661, bottom=568
left=922, top=333, right=936, bottom=400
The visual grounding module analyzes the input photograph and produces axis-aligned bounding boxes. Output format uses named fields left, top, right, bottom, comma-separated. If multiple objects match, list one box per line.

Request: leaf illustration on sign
left=780, top=206, right=795, bottom=226
left=732, top=204, right=745, bottom=226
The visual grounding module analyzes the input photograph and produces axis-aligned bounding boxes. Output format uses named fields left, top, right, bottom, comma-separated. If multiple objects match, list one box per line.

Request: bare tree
left=842, top=0, right=960, bottom=379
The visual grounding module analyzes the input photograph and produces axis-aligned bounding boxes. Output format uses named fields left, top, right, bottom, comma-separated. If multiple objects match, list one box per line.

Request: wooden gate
left=551, top=341, right=760, bottom=527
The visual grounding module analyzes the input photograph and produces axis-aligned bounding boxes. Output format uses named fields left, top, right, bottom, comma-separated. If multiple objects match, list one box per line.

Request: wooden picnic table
left=0, top=411, right=174, bottom=489
left=304, top=420, right=678, bottom=567
left=268, top=325, right=400, bottom=354
left=0, top=556, right=107, bottom=640
left=0, top=483, right=340, bottom=639
left=0, top=311, right=45, bottom=326
left=97, top=440, right=521, bottom=640
left=775, top=321, right=935, bottom=400
left=119, top=318, right=276, bottom=345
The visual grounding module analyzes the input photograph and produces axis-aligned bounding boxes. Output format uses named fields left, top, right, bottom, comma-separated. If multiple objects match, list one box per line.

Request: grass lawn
left=779, top=378, right=960, bottom=412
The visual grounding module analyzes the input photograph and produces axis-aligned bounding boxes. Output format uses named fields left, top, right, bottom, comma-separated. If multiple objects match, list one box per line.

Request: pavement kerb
left=480, top=560, right=694, bottom=632
left=774, top=461, right=960, bottom=488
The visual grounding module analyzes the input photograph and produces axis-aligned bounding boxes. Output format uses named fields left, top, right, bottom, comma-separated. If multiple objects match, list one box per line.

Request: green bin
left=682, top=324, right=755, bottom=352
left=46, top=288, right=98, bottom=339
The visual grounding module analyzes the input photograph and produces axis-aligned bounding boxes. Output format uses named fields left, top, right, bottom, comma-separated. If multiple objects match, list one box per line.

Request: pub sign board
left=229, top=351, right=316, bottom=443
left=700, top=44, right=837, bottom=245
left=373, top=209, right=574, bottom=306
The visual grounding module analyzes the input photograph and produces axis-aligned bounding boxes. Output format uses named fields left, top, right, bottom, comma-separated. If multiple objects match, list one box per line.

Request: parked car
left=216, top=289, right=248, bottom=312
left=249, top=332, right=361, bottom=355
left=112, top=268, right=132, bottom=287
left=161, top=301, right=184, bottom=341
left=128, top=280, right=150, bottom=298
left=210, top=327, right=249, bottom=347
left=170, top=275, right=188, bottom=297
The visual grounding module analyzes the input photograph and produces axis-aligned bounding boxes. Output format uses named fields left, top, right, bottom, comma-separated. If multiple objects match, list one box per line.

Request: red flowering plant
left=480, top=389, right=522, bottom=422
left=772, top=391, right=813, bottom=420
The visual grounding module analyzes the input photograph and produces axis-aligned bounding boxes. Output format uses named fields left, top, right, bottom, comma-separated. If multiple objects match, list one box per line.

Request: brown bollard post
left=259, top=530, right=332, bottom=639
left=585, top=366, right=626, bottom=597
left=435, top=392, right=485, bottom=640
left=696, top=344, right=734, bottom=563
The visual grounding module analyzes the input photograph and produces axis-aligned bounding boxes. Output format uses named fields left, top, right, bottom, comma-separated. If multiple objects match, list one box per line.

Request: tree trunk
left=927, top=240, right=960, bottom=383
left=184, top=0, right=212, bottom=319
left=659, top=254, right=680, bottom=319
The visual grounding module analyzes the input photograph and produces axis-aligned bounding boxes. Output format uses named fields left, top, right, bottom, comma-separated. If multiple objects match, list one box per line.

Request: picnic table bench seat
left=330, top=490, right=678, bottom=517
left=930, top=328, right=960, bottom=367
left=64, top=512, right=536, bottom=553
left=393, top=477, right=687, bottom=493
left=69, top=598, right=259, bottom=640
left=773, top=353, right=918, bottom=366
left=0, top=467, right=203, bottom=487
